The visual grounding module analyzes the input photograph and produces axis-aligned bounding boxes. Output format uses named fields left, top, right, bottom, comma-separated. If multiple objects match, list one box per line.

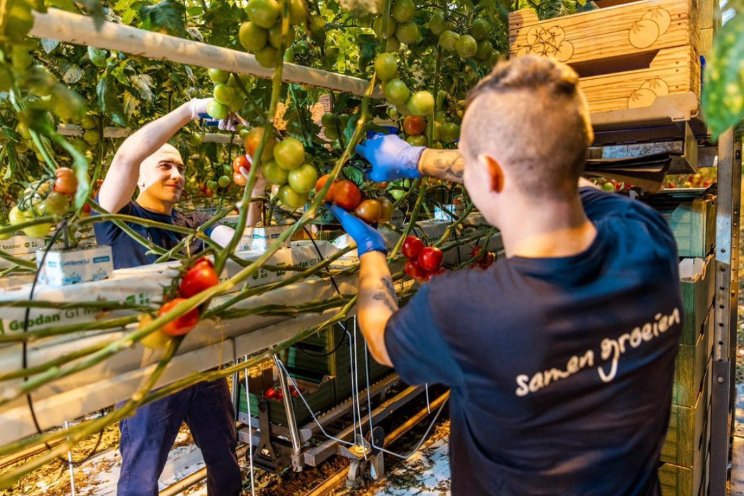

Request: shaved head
left=461, top=56, right=593, bottom=201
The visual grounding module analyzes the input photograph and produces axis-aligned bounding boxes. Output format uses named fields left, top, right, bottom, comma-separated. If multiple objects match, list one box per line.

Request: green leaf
left=122, top=90, right=141, bottom=117
left=702, top=15, right=744, bottom=140
left=343, top=165, right=364, bottom=186
left=96, top=75, right=127, bottom=126
left=138, top=0, right=186, bottom=37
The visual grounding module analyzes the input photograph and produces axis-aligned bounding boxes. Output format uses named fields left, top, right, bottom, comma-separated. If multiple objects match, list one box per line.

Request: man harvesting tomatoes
left=336, top=56, right=682, bottom=495
left=94, top=98, right=263, bottom=496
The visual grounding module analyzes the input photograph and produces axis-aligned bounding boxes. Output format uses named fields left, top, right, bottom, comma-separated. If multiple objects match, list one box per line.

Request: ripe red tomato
left=402, top=235, right=423, bottom=260
left=158, top=298, right=200, bottom=336
left=418, top=246, right=443, bottom=272
left=179, top=260, right=220, bottom=298
left=232, top=154, right=251, bottom=173
left=354, top=199, right=382, bottom=224
left=264, top=387, right=278, bottom=399
left=54, top=167, right=78, bottom=195
left=403, top=115, right=426, bottom=136
left=315, top=174, right=335, bottom=202
left=480, top=252, right=495, bottom=269
left=332, top=180, right=363, bottom=210
left=404, top=259, right=427, bottom=280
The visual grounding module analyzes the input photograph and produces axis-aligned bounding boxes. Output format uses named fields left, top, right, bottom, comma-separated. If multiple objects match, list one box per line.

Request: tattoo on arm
left=371, top=276, right=399, bottom=313
left=425, top=151, right=464, bottom=183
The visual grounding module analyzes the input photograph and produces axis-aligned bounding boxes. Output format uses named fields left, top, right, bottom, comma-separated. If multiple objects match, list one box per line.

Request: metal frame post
left=709, top=128, right=741, bottom=495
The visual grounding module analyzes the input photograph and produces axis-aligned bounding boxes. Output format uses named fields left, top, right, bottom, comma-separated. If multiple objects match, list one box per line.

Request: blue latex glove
left=356, top=133, right=424, bottom=182
left=329, top=204, right=387, bottom=256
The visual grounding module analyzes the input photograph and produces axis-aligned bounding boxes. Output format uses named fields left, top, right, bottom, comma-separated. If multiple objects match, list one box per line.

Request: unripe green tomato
left=385, top=36, right=401, bottom=52
left=323, top=124, right=339, bottom=140
left=321, top=112, right=337, bottom=128
left=268, top=24, right=295, bottom=50
left=255, top=46, right=279, bottom=68
left=440, top=122, right=460, bottom=143
left=428, top=11, right=446, bottom=35
left=213, top=84, right=236, bottom=105
left=374, top=53, right=398, bottom=81
left=373, top=16, right=397, bottom=38
left=22, top=222, right=52, bottom=238
left=207, top=179, right=218, bottom=190
left=278, top=184, right=308, bottom=209
left=392, top=0, right=415, bottom=22
left=262, top=160, right=289, bottom=185
left=470, top=18, right=492, bottom=40
left=407, top=91, right=435, bottom=116
left=383, top=79, right=410, bottom=107
left=289, top=0, right=308, bottom=25
left=475, top=39, right=494, bottom=61
left=456, top=34, right=478, bottom=59
left=83, top=130, right=100, bottom=145
left=406, top=135, right=427, bottom=146
left=222, top=164, right=233, bottom=176
left=439, top=30, right=460, bottom=52
left=238, top=22, right=268, bottom=52
left=208, top=68, right=230, bottom=83
left=207, top=100, right=229, bottom=120
left=217, top=175, right=231, bottom=188
left=274, top=138, right=305, bottom=171
left=395, top=22, right=420, bottom=45
left=246, top=0, right=281, bottom=29
left=287, top=163, right=318, bottom=194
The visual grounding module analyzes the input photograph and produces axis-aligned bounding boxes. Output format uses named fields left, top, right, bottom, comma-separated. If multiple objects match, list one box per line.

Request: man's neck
left=500, top=195, right=597, bottom=259
left=135, top=193, right=174, bottom=215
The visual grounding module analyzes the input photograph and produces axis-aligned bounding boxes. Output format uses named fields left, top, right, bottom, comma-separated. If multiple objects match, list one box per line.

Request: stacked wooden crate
left=508, top=0, right=703, bottom=113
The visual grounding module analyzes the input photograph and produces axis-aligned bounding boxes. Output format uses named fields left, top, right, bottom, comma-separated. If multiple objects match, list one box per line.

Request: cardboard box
left=36, top=246, right=114, bottom=286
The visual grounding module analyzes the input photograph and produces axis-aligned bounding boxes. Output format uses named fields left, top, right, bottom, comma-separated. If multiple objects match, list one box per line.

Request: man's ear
left=484, top=156, right=504, bottom=193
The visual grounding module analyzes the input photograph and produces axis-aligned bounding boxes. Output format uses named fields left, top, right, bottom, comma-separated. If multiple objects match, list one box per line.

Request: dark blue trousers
left=117, top=379, right=242, bottom=496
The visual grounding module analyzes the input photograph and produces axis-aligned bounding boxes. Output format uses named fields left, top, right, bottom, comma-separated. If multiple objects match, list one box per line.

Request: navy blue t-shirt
left=93, top=200, right=218, bottom=269
left=385, top=188, right=682, bottom=496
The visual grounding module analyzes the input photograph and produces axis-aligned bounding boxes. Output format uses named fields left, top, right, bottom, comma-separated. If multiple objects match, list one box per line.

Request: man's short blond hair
left=463, top=56, right=594, bottom=200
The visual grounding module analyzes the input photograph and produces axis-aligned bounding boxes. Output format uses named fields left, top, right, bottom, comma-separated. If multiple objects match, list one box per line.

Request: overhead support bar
left=29, top=8, right=381, bottom=98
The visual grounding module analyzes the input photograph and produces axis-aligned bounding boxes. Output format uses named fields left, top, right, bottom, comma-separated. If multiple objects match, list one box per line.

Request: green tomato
left=456, top=35, right=478, bottom=59
left=246, top=0, right=281, bottom=29
left=22, top=222, right=52, bottom=238
left=395, top=22, right=420, bottom=45
left=262, top=160, right=289, bottom=185
left=274, top=137, right=305, bottom=171
left=323, top=124, right=339, bottom=140
left=43, top=192, right=70, bottom=216
left=321, top=112, right=337, bottom=128
left=406, top=135, right=427, bottom=146
left=384, top=79, right=410, bottom=107
left=289, top=0, right=308, bottom=25
left=223, top=164, right=234, bottom=176
left=374, top=53, right=398, bottom=82
left=207, top=179, right=218, bottom=190
left=385, top=36, right=401, bottom=53
left=429, top=11, right=446, bottom=35
left=217, top=175, right=231, bottom=188
left=207, top=100, right=229, bottom=120
left=81, top=115, right=98, bottom=130
left=278, top=184, right=308, bottom=209
left=439, top=30, right=460, bottom=52
left=239, top=22, right=268, bottom=52
left=388, top=182, right=405, bottom=201
left=268, top=24, right=295, bottom=50
left=189, top=133, right=203, bottom=146
left=208, top=68, right=230, bottom=83
left=440, top=122, right=460, bottom=143
left=287, top=163, right=318, bottom=194
left=229, top=93, right=245, bottom=112
left=392, top=0, right=415, bottom=22
left=373, top=17, right=397, bottom=38
left=470, top=18, right=492, bottom=40
left=407, top=91, right=435, bottom=116
left=8, top=206, right=29, bottom=226
left=83, top=130, right=100, bottom=145
left=213, top=84, right=236, bottom=105
left=255, top=45, right=279, bottom=68
left=475, top=40, right=494, bottom=61
left=602, top=182, right=615, bottom=192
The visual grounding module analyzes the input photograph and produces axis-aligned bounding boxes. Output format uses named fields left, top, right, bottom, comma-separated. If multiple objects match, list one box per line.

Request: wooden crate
left=659, top=448, right=706, bottom=496
left=679, top=256, right=715, bottom=346
left=665, top=197, right=717, bottom=259
left=663, top=363, right=710, bottom=465
left=673, top=307, right=712, bottom=406
left=509, top=0, right=700, bottom=64
left=508, top=0, right=702, bottom=113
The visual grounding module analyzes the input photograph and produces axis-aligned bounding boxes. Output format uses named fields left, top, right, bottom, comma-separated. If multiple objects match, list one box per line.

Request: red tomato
left=418, top=246, right=443, bottom=272
left=402, top=235, right=423, bottom=260
left=232, top=154, right=251, bottom=173
left=315, top=174, right=335, bottom=202
left=264, top=387, right=278, bottom=399
left=354, top=199, right=382, bottom=224
left=233, top=171, right=247, bottom=187
left=332, top=180, right=363, bottom=210
left=480, top=252, right=495, bottom=269
left=404, top=259, right=427, bottom=280
left=179, top=261, right=219, bottom=298
left=54, top=167, right=78, bottom=195
left=158, top=298, right=200, bottom=336
left=403, top=115, right=426, bottom=136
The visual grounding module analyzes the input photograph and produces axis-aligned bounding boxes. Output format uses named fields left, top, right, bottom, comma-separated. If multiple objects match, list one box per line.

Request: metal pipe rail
left=29, top=9, right=382, bottom=98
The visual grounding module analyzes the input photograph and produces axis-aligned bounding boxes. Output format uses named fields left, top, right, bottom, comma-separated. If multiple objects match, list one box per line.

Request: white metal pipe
left=30, top=8, right=381, bottom=98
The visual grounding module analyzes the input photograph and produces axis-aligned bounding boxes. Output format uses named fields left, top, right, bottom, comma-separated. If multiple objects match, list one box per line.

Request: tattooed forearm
left=372, top=276, right=399, bottom=313
left=420, top=149, right=464, bottom=183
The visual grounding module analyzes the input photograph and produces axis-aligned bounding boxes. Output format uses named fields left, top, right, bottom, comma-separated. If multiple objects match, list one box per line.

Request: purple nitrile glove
left=355, top=133, right=424, bottom=182
left=328, top=204, right=387, bottom=256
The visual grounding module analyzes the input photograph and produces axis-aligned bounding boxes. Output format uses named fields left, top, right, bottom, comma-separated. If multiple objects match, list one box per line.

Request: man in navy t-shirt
left=332, top=56, right=682, bottom=495
left=93, top=98, right=264, bottom=496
